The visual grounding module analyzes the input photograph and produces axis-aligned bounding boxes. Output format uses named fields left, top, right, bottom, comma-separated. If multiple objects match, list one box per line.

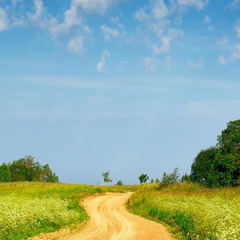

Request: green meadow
left=0, top=182, right=138, bottom=240
left=1, top=181, right=240, bottom=240
left=128, top=182, right=240, bottom=240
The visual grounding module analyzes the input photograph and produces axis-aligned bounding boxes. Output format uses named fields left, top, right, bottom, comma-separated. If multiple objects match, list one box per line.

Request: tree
left=161, top=168, right=180, bottom=186
left=0, top=163, right=11, bottom=182
left=138, top=173, right=149, bottom=184
left=116, top=180, right=123, bottom=186
left=190, top=120, right=240, bottom=187
left=7, top=156, right=59, bottom=182
left=102, top=171, right=112, bottom=184
left=190, top=147, right=219, bottom=187
left=40, top=164, right=59, bottom=182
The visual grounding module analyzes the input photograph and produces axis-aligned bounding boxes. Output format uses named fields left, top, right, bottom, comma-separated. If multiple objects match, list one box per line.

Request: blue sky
left=0, top=0, right=240, bottom=184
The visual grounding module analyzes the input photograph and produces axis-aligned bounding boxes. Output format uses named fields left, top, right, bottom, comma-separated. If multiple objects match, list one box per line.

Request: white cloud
left=96, top=50, right=110, bottom=72
left=230, top=0, right=240, bottom=8
left=110, top=17, right=124, bottom=30
left=218, top=55, right=227, bottom=65
left=144, top=55, right=174, bottom=71
left=28, top=0, right=44, bottom=21
left=207, top=25, right=214, bottom=31
left=134, top=0, right=203, bottom=55
left=151, top=0, right=169, bottom=19
left=134, top=8, right=149, bottom=22
left=151, top=28, right=182, bottom=55
left=66, top=36, right=85, bottom=53
left=72, top=0, right=124, bottom=14
left=217, top=36, right=229, bottom=46
left=234, top=20, right=240, bottom=38
left=101, top=25, right=119, bottom=41
left=144, top=57, right=159, bottom=71
left=0, top=8, right=8, bottom=31
left=204, top=15, right=211, bottom=23
left=27, top=0, right=92, bottom=54
left=152, top=37, right=171, bottom=54
left=232, top=44, right=240, bottom=59
left=163, top=55, right=174, bottom=68
left=177, top=0, right=209, bottom=10
left=187, top=58, right=204, bottom=69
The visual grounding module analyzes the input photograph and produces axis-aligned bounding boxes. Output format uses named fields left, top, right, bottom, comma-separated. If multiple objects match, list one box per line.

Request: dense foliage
left=191, top=120, right=240, bottom=187
left=0, top=156, right=59, bottom=183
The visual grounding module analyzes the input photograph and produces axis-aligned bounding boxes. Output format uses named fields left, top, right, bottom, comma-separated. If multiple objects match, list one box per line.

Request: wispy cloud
left=96, top=50, right=111, bottom=72
left=218, top=55, right=227, bottom=65
left=234, top=20, right=240, bottom=38
left=177, top=0, right=209, bottom=10
left=134, top=0, right=207, bottom=55
left=0, top=8, right=9, bottom=31
left=232, top=44, right=240, bottom=59
left=217, top=36, right=229, bottom=46
left=66, top=36, right=85, bottom=53
left=101, top=25, right=119, bottom=41
left=72, top=0, right=127, bottom=14
left=187, top=58, right=204, bottom=69
left=144, top=55, right=174, bottom=71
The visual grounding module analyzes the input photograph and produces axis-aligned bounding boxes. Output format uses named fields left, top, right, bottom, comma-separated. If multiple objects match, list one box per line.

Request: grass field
left=0, top=182, right=138, bottom=240
left=128, top=182, right=240, bottom=240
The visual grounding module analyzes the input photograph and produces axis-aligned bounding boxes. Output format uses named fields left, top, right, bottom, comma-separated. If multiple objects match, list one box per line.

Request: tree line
left=0, top=156, right=59, bottom=182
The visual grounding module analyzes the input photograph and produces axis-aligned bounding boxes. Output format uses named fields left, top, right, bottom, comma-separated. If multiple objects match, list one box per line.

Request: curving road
left=64, top=192, right=175, bottom=240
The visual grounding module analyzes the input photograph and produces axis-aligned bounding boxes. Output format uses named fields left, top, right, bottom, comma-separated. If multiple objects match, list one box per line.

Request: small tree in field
left=161, top=168, right=180, bottom=186
left=116, top=180, right=123, bottom=186
left=138, top=173, right=149, bottom=184
left=102, top=171, right=112, bottom=184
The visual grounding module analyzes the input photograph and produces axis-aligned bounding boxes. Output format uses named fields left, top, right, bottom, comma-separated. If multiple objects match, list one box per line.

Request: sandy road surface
left=63, top=192, right=175, bottom=240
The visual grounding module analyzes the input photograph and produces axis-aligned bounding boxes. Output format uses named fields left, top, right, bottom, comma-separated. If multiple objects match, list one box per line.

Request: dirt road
left=64, top=192, right=175, bottom=240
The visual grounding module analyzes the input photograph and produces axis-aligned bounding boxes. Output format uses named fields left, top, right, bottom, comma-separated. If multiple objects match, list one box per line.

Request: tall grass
left=128, top=182, right=240, bottom=240
left=0, top=182, right=139, bottom=240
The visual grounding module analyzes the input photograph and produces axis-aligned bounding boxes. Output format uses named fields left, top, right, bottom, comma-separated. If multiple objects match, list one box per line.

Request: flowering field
left=128, top=183, right=240, bottom=240
left=0, top=196, right=79, bottom=239
left=0, top=182, right=138, bottom=240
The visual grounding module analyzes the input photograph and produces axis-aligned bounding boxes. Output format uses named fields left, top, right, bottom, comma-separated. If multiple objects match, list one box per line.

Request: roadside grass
left=0, top=182, right=139, bottom=240
left=127, top=182, right=240, bottom=240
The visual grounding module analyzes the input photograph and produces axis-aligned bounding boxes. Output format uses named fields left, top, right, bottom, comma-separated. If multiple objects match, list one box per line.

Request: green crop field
left=128, top=182, right=240, bottom=240
left=0, top=182, right=138, bottom=240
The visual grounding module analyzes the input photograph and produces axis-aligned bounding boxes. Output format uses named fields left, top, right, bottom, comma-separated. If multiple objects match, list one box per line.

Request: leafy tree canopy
left=191, top=120, right=240, bottom=187
left=0, top=156, right=59, bottom=183
left=102, top=171, right=112, bottom=184
left=138, top=173, right=149, bottom=184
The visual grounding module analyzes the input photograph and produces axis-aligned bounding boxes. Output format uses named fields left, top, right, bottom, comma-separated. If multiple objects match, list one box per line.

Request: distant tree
left=8, top=155, right=59, bottom=182
left=9, top=156, right=41, bottom=181
left=161, top=168, right=180, bottom=186
left=181, top=173, right=191, bottom=182
left=138, top=174, right=149, bottom=184
left=155, top=178, right=161, bottom=183
left=116, top=180, right=123, bottom=186
left=102, top=171, right=112, bottom=184
left=150, top=178, right=155, bottom=183
left=0, top=163, right=11, bottom=182
left=40, top=164, right=59, bottom=182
